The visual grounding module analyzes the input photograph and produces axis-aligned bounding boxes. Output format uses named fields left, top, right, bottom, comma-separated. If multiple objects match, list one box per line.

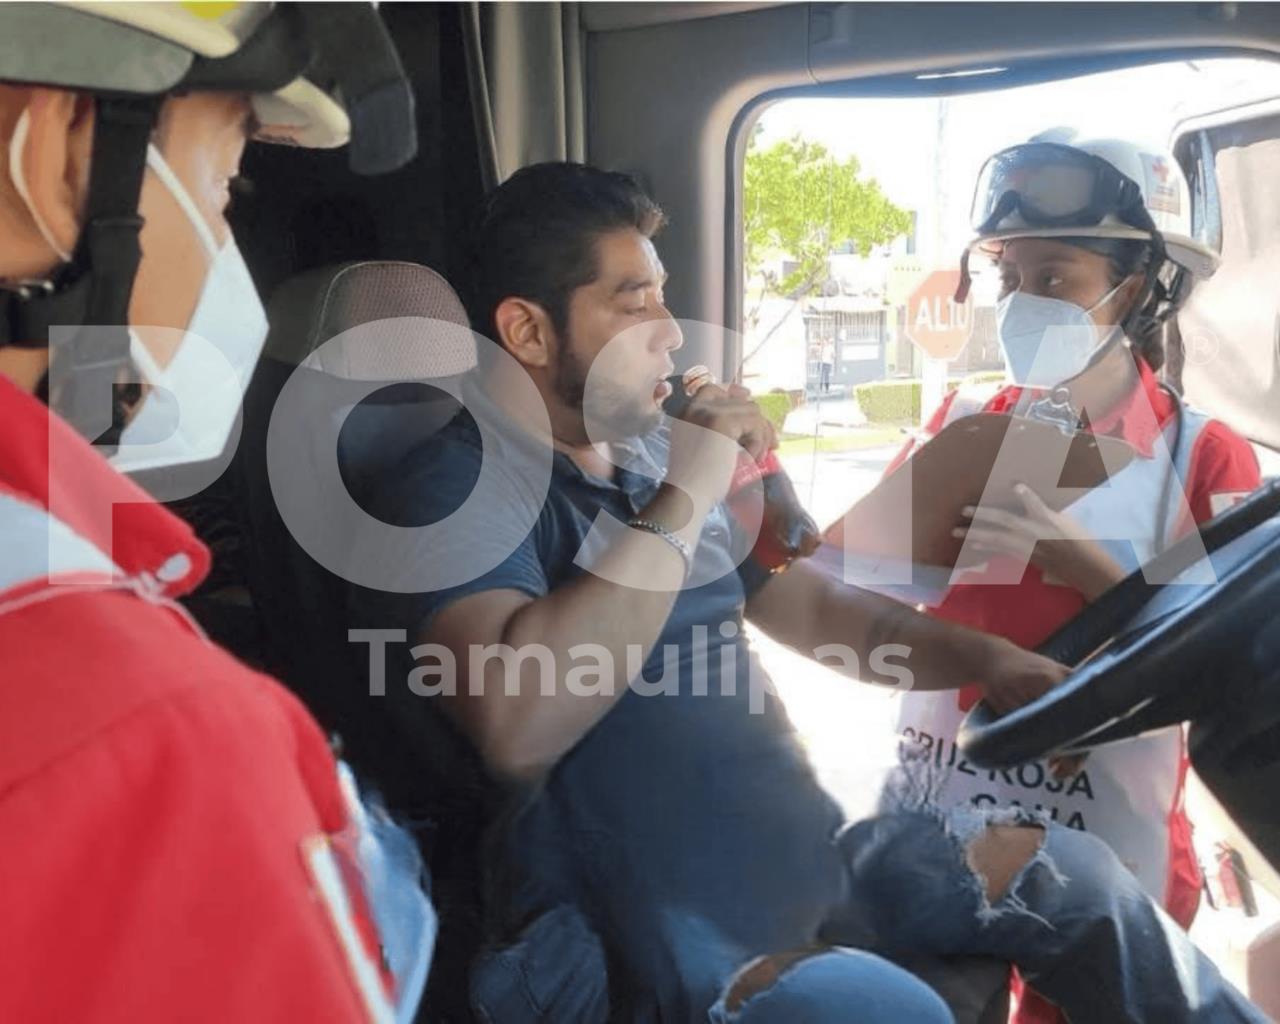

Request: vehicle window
left=737, top=55, right=1280, bottom=990
left=1174, top=100, right=1280, bottom=453
left=1177, top=129, right=1224, bottom=254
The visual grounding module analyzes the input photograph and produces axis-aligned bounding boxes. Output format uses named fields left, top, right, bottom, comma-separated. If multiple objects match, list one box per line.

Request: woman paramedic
left=886, top=131, right=1261, bottom=1022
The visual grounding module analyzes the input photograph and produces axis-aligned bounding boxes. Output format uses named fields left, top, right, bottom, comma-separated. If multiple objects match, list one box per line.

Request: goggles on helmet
left=970, top=142, right=1157, bottom=237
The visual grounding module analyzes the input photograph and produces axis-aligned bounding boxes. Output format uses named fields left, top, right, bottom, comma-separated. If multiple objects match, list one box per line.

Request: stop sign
left=906, top=269, right=974, bottom=360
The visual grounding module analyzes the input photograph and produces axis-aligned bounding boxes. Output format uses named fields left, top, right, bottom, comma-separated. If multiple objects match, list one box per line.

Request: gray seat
left=238, top=260, right=486, bottom=1022
left=241, top=260, right=474, bottom=729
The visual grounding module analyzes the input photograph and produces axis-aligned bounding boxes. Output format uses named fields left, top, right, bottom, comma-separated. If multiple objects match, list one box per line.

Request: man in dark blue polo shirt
left=352, top=164, right=1262, bottom=1023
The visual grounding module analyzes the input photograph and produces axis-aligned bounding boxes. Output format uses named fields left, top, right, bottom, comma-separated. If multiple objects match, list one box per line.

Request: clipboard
left=824, top=413, right=1138, bottom=572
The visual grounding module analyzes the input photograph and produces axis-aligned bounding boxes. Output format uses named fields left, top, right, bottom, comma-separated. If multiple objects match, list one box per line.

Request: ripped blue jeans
left=474, top=806, right=1266, bottom=1023
left=715, top=805, right=1265, bottom=1022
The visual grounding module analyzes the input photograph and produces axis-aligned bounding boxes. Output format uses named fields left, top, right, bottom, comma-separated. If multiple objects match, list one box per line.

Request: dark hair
left=467, top=162, right=667, bottom=346
left=1060, top=236, right=1169, bottom=371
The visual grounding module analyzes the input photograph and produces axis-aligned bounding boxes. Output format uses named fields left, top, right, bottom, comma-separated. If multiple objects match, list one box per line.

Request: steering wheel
left=958, top=480, right=1280, bottom=768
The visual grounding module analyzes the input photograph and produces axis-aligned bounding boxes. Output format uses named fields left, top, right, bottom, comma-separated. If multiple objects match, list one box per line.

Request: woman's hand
left=953, top=483, right=1128, bottom=601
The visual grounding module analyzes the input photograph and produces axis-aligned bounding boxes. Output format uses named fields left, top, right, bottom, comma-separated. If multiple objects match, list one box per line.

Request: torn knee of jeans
left=719, top=948, right=826, bottom=1015
left=965, top=821, right=1045, bottom=902
left=840, top=799, right=1070, bottom=945
left=947, top=806, right=1069, bottom=927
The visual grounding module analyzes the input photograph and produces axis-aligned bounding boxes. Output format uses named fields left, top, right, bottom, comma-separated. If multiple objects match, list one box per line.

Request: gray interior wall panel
left=581, top=2, right=788, bottom=34
left=588, top=3, right=812, bottom=377
left=807, top=3, right=1280, bottom=82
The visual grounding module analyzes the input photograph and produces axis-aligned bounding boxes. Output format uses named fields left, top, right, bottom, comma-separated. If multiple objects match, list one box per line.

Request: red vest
left=888, top=364, right=1260, bottom=931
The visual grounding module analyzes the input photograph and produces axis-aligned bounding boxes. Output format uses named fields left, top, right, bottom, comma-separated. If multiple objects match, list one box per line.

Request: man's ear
left=11, top=89, right=95, bottom=262
left=493, top=297, right=556, bottom=370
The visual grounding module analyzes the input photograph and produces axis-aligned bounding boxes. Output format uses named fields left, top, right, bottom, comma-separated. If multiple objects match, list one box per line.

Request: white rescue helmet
left=968, top=128, right=1219, bottom=281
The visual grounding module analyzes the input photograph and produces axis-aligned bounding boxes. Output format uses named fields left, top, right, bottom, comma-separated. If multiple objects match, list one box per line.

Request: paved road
left=755, top=444, right=900, bottom=823
left=778, top=441, right=901, bottom=532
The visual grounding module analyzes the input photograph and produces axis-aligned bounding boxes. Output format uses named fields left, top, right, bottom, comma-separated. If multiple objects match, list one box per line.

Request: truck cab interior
left=154, top=3, right=1280, bottom=1018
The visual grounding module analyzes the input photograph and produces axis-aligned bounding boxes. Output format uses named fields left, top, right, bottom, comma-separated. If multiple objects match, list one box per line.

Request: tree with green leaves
left=742, top=132, right=912, bottom=365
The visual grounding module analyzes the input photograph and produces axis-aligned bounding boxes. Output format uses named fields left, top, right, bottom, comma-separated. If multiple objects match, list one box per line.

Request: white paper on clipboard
left=808, top=541, right=958, bottom=608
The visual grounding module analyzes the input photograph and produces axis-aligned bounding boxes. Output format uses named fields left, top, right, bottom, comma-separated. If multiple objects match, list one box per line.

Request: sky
left=754, top=56, right=1280, bottom=270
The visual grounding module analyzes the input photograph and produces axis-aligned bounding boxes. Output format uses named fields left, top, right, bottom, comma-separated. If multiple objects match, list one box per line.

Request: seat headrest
left=264, top=260, right=476, bottom=381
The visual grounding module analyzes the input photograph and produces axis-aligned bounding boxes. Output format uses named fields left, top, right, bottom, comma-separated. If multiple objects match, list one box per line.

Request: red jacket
left=0, top=375, right=400, bottom=1022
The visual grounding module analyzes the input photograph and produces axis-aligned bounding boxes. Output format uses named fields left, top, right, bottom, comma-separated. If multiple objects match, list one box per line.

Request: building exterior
left=742, top=243, right=1003, bottom=397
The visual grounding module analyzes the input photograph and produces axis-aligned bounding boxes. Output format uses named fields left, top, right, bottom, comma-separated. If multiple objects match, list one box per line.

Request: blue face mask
left=995, top=281, right=1127, bottom=388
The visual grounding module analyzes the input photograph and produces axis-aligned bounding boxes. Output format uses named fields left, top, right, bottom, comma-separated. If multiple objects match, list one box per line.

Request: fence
left=803, top=308, right=888, bottom=393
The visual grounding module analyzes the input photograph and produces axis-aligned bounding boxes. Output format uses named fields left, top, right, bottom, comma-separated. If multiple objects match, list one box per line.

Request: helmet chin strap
left=1118, top=234, right=1168, bottom=342
left=0, top=95, right=161, bottom=447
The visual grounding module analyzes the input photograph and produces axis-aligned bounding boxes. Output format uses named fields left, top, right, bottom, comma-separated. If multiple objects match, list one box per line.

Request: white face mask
left=111, top=145, right=269, bottom=473
left=995, top=281, right=1127, bottom=388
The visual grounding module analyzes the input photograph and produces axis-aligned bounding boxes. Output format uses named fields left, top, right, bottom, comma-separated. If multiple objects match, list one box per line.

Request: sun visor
left=186, top=3, right=418, bottom=174
left=293, top=3, right=418, bottom=176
